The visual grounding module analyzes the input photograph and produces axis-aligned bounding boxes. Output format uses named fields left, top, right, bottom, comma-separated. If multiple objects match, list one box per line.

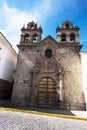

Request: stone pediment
left=40, top=35, right=57, bottom=45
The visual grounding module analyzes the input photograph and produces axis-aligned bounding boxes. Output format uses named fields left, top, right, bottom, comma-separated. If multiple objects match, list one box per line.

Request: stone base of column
left=59, top=100, right=65, bottom=109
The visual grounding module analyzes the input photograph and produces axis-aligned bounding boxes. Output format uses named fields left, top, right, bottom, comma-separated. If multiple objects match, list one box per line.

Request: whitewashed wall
left=0, top=33, right=17, bottom=82
left=80, top=52, right=87, bottom=110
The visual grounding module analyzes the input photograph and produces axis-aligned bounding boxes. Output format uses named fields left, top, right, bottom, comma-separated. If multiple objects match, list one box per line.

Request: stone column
left=33, top=72, right=37, bottom=106
left=66, top=34, right=70, bottom=43
left=38, top=35, right=41, bottom=42
left=59, top=79, right=63, bottom=100
left=57, top=34, right=61, bottom=42
left=32, top=64, right=40, bottom=106
left=30, top=71, right=38, bottom=107
left=20, top=34, right=25, bottom=44
left=59, top=75, right=64, bottom=101
left=75, top=34, right=79, bottom=43
left=59, top=74, right=65, bottom=109
left=30, top=35, right=33, bottom=43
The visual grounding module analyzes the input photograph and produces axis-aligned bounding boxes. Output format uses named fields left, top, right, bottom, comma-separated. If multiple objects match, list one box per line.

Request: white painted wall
left=0, top=33, right=17, bottom=82
left=0, top=42, right=7, bottom=78
left=80, top=52, right=87, bottom=110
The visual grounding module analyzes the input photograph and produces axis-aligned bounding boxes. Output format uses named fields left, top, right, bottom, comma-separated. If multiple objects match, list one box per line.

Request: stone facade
left=12, top=21, right=85, bottom=110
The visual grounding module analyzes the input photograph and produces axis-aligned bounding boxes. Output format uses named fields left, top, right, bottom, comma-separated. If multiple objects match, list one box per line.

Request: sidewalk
left=71, top=110, right=87, bottom=118
left=0, top=100, right=87, bottom=119
left=6, top=106, right=87, bottom=119
left=26, top=107, right=87, bottom=118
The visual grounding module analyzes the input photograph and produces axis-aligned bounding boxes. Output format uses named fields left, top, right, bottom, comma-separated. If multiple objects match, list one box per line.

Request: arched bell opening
left=27, top=22, right=37, bottom=29
left=61, top=33, right=66, bottom=43
left=65, top=23, right=70, bottom=28
left=33, top=33, right=38, bottom=43
left=30, top=24, right=34, bottom=29
left=24, top=33, right=30, bottom=43
left=70, top=33, right=75, bottom=43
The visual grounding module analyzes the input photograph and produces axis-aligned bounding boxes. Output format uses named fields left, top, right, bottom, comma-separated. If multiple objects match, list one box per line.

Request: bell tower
left=56, top=21, right=80, bottom=44
left=20, top=21, right=42, bottom=44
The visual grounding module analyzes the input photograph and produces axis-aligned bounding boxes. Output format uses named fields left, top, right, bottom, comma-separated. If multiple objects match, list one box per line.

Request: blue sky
left=0, top=0, right=87, bottom=52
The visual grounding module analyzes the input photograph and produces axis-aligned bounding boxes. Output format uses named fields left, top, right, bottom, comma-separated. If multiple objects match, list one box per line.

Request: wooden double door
left=37, top=78, right=57, bottom=107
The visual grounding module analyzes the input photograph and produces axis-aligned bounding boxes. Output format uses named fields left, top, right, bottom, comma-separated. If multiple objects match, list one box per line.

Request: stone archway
left=37, top=77, right=57, bottom=107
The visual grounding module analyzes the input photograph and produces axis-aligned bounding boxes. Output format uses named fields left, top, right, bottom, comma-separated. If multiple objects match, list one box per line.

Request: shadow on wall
left=0, top=79, right=13, bottom=100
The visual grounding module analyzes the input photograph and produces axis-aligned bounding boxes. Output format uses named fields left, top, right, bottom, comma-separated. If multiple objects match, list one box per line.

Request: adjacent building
left=0, top=32, right=17, bottom=99
left=80, top=53, right=87, bottom=110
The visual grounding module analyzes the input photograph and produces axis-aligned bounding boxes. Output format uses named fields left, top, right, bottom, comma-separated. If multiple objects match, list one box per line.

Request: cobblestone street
left=0, top=110, right=87, bottom=130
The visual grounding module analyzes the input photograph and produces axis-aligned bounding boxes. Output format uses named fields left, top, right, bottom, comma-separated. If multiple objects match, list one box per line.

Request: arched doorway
left=37, top=77, right=57, bottom=107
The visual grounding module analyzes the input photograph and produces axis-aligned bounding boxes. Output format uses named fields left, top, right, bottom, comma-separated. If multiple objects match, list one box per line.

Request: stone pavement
left=0, top=110, right=87, bottom=130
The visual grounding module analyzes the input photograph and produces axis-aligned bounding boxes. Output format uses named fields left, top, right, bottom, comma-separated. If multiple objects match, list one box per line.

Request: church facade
left=12, top=21, right=85, bottom=110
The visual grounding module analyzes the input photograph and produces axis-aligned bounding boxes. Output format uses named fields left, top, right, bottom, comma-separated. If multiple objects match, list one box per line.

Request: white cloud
left=0, top=0, right=55, bottom=52
left=0, top=0, right=79, bottom=52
